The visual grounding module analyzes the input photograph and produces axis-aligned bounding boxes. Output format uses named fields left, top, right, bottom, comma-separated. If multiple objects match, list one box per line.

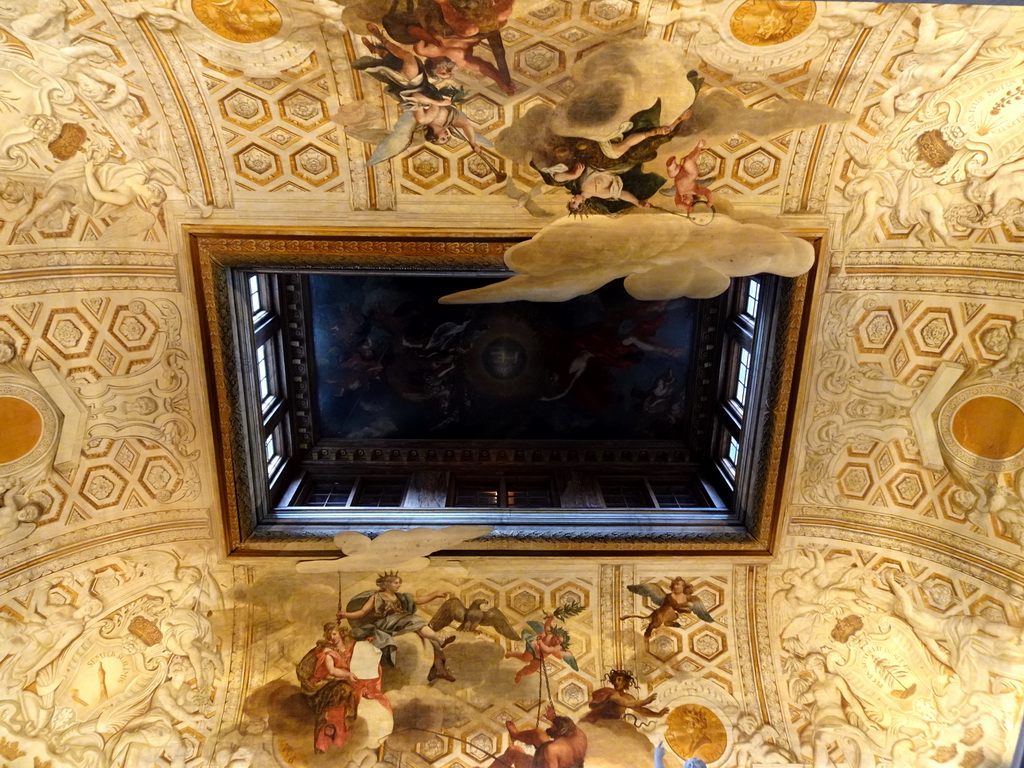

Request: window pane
left=453, top=480, right=501, bottom=508
left=256, top=343, right=271, bottom=405
left=735, top=347, right=751, bottom=407
left=722, top=435, right=740, bottom=479
left=649, top=480, right=702, bottom=508
left=353, top=478, right=408, bottom=507
left=265, top=430, right=281, bottom=474
left=505, top=478, right=554, bottom=509
left=304, top=479, right=357, bottom=506
left=599, top=479, right=650, bottom=508
left=744, top=279, right=761, bottom=319
left=249, top=274, right=262, bottom=316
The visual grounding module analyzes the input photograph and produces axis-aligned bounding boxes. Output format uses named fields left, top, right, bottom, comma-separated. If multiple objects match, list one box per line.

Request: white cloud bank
left=440, top=211, right=815, bottom=304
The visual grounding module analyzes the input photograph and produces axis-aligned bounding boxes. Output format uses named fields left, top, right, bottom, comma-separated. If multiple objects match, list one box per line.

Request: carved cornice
left=306, top=445, right=693, bottom=465
left=0, top=509, right=211, bottom=592
left=0, top=251, right=179, bottom=296
left=193, top=231, right=519, bottom=270
left=788, top=504, right=1024, bottom=589
left=828, top=249, right=1024, bottom=296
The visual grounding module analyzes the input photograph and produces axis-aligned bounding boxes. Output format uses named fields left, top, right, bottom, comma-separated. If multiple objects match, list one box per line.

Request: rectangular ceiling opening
left=191, top=232, right=815, bottom=555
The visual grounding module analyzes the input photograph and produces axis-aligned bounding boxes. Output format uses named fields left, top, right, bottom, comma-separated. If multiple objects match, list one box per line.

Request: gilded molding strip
left=137, top=19, right=216, bottom=206
left=797, top=27, right=873, bottom=211
left=752, top=565, right=785, bottom=737
left=222, top=565, right=256, bottom=733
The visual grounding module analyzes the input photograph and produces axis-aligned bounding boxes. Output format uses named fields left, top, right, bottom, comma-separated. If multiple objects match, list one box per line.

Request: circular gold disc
left=952, top=395, right=1024, bottom=460
left=0, top=396, right=43, bottom=464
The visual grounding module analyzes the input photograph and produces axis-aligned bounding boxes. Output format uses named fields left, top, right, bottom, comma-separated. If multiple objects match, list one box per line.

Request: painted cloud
left=296, top=525, right=492, bottom=574
left=439, top=211, right=815, bottom=304
left=496, top=39, right=850, bottom=168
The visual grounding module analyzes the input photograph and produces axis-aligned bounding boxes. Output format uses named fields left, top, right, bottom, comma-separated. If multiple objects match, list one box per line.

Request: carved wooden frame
left=189, top=229, right=819, bottom=557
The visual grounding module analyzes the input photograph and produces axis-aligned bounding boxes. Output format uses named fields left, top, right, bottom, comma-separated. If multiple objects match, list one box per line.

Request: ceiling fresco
left=307, top=275, right=701, bottom=440
left=1, top=0, right=1024, bottom=767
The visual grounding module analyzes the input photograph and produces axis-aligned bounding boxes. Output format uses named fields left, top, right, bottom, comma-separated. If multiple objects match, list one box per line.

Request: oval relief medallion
left=0, top=383, right=58, bottom=476
left=939, top=383, right=1024, bottom=472
left=665, top=703, right=728, bottom=763
left=191, top=0, right=283, bottom=43
left=0, top=395, right=43, bottom=464
left=729, top=0, right=816, bottom=46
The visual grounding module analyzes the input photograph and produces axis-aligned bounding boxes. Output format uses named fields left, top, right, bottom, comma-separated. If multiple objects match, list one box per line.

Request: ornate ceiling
left=1, top=1, right=1024, bottom=767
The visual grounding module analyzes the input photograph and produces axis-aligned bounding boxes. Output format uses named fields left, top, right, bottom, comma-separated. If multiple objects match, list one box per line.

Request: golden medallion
left=0, top=396, right=42, bottom=464
left=729, top=0, right=816, bottom=47
left=191, top=0, right=283, bottom=43
left=952, top=396, right=1024, bottom=461
left=665, top=703, right=728, bottom=763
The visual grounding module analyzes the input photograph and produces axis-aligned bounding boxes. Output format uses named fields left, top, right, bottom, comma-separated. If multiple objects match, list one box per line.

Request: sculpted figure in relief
left=645, top=0, right=720, bottom=42
left=791, top=653, right=884, bottom=768
left=960, top=478, right=1024, bottom=546
left=731, top=712, right=795, bottom=767
left=0, top=587, right=103, bottom=696
left=16, top=141, right=177, bottom=240
left=885, top=571, right=1024, bottom=690
left=969, top=156, right=1024, bottom=221
left=152, top=655, right=212, bottom=726
left=879, top=4, right=1010, bottom=119
left=776, top=548, right=885, bottom=657
left=985, top=319, right=1024, bottom=384
left=109, top=708, right=190, bottom=768
left=0, top=0, right=131, bottom=109
left=0, top=481, right=44, bottom=545
left=110, top=0, right=194, bottom=30
left=146, top=564, right=225, bottom=693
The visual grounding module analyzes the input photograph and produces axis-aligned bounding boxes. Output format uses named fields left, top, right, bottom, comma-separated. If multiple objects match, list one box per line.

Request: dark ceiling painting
left=310, top=275, right=696, bottom=440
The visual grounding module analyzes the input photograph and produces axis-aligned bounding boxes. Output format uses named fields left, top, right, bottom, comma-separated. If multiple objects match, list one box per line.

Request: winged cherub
left=622, top=577, right=714, bottom=638
left=429, top=597, right=520, bottom=640
left=506, top=614, right=578, bottom=683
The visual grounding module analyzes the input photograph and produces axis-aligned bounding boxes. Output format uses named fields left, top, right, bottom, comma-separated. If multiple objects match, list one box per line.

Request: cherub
left=380, top=0, right=515, bottom=93
left=964, top=478, right=1024, bottom=545
left=622, top=577, right=714, bottom=639
left=506, top=614, right=578, bottom=683
left=732, top=712, right=794, bottom=767
left=0, top=482, right=44, bottom=544
left=365, top=89, right=500, bottom=180
left=664, top=140, right=713, bottom=212
left=986, top=319, right=1024, bottom=382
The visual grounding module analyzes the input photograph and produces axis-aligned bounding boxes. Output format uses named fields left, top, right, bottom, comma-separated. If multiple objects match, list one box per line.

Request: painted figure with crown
left=337, top=571, right=457, bottom=682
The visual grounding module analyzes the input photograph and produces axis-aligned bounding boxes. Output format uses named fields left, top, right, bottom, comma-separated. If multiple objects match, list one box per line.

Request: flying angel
left=622, top=577, right=714, bottom=638
left=343, top=23, right=504, bottom=180
left=365, top=91, right=497, bottom=175
left=505, top=614, right=578, bottom=683
left=429, top=597, right=520, bottom=640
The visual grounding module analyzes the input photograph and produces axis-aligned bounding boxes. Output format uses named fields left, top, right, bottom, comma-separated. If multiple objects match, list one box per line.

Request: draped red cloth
left=310, top=641, right=392, bottom=753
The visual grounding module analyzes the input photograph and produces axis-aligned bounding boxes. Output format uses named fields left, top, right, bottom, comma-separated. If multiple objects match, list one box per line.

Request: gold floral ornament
left=191, top=0, right=282, bottom=43
left=729, top=0, right=816, bottom=47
